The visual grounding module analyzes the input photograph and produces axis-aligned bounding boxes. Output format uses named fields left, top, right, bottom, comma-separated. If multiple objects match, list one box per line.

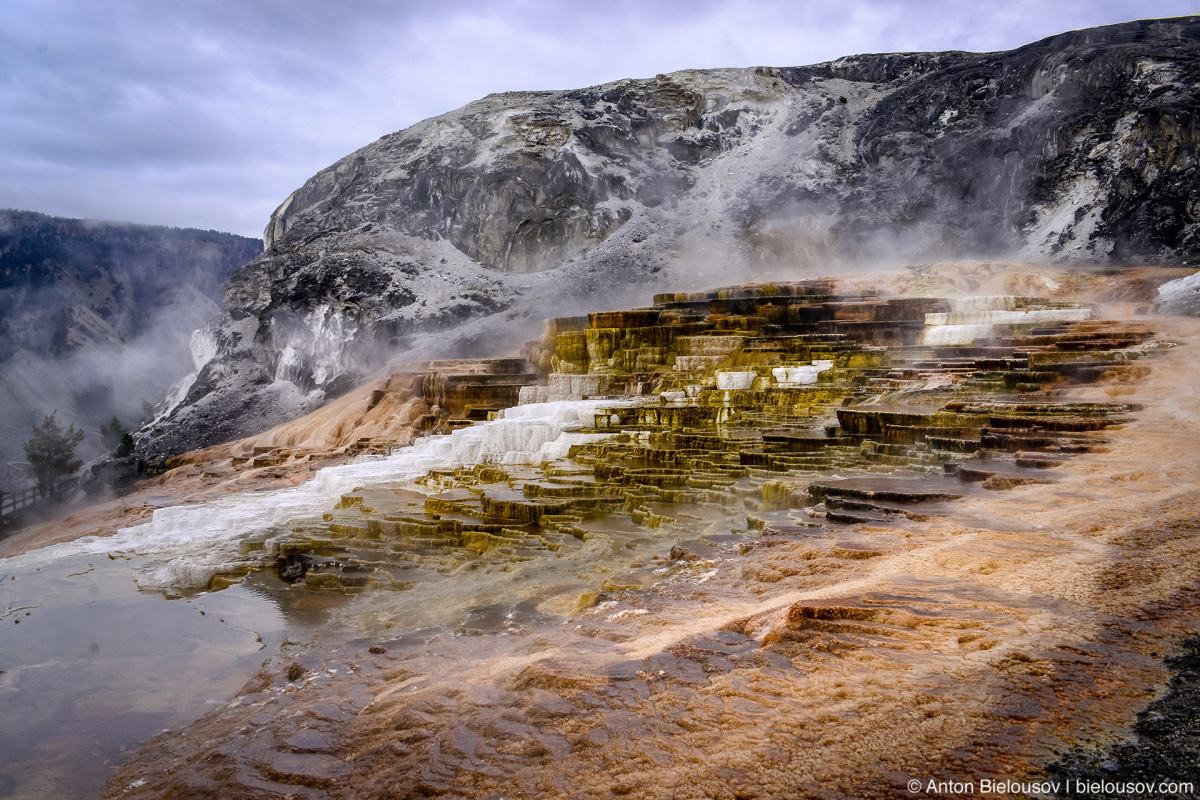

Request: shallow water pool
left=0, top=553, right=331, bottom=800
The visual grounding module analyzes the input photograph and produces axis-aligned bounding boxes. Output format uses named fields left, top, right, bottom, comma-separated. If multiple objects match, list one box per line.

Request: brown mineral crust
left=102, top=316, right=1200, bottom=799
left=0, top=359, right=538, bottom=559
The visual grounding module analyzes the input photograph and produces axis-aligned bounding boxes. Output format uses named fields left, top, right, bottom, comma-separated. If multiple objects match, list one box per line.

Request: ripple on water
left=0, top=554, right=332, bottom=800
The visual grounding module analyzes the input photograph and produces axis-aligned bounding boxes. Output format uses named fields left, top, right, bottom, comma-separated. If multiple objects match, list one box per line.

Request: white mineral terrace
left=772, top=360, right=834, bottom=386
left=716, top=371, right=757, bottom=390
left=920, top=296, right=1092, bottom=346
left=8, top=400, right=631, bottom=589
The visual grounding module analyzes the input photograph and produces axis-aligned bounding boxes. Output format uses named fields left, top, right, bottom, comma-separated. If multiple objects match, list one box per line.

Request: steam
left=0, top=211, right=261, bottom=466
left=0, top=291, right=220, bottom=464
left=7, top=398, right=631, bottom=591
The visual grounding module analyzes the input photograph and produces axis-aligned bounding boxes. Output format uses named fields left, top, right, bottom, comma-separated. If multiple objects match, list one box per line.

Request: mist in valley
left=1, top=301, right=210, bottom=464
left=0, top=211, right=260, bottom=467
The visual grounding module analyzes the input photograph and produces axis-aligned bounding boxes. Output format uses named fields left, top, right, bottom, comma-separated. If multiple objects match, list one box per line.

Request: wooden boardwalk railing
left=0, top=486, right=42, bottom=517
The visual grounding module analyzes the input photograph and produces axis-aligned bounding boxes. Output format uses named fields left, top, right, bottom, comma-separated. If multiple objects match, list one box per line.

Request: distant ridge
left=0, top=209, right=261, bottom=463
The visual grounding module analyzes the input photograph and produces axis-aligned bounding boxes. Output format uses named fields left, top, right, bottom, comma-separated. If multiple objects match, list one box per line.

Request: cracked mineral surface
left=3, top=276, right=1195, bottom=800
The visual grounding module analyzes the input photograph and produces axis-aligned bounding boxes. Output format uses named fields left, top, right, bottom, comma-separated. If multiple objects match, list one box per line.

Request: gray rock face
left=1155, top=270, right=1200, bottom=315
left=137, top=16, right=1200, bottom=460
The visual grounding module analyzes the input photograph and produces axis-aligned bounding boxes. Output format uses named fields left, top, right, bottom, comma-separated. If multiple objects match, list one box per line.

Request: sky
left=0, top=0, right=1195, bottom=240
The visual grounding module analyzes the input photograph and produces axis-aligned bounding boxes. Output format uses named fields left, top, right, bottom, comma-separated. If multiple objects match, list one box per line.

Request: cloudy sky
left=0, top=0, right=1194, bottom=239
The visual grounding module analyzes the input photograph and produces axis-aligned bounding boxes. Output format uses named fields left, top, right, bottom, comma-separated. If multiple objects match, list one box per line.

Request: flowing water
left=0, top=399, right=642, bottom=798
left=7, top=314, right=1200, bottom=799
left=919, top=296, right=1093, bottom=346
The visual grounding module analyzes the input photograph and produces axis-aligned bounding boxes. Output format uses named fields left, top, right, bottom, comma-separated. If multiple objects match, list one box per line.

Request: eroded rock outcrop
left=138, top=16, right=1200, bottom=461
left=1156, top=269, right=1200, bottom=315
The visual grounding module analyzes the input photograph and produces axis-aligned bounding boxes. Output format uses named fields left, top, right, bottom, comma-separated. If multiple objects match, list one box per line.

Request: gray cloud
left=0, top=0, right=1194, bottom=237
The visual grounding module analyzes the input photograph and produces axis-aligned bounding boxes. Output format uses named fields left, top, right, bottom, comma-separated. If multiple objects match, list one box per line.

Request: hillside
left=135, top=16, right=1200, bottom=460
left=0, top=210, right=261, bottom=464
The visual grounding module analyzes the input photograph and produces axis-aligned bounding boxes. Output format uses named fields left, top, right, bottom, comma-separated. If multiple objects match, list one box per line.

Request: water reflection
left=0, top=554, right=332, bottom=800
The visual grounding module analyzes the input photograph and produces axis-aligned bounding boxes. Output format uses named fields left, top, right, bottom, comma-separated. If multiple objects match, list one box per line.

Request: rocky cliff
left=136, top=16, right=1200, bottom=460
left=0, top=211, right=261, bottom=463
left=1156, top=269, right=1200, bottom=314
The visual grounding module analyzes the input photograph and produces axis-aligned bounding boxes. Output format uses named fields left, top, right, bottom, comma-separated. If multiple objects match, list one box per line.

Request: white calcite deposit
left=9, top=399, right=633, bottom=591
left=772, top=360, right=834, bottom=386
left=519, top=374, right=616, bottom=404
left=920, top=297, right=1092, bottom=346
left=716, top=371, right=757, bottom=390
left=1156, top=271, right=1200, bottom=317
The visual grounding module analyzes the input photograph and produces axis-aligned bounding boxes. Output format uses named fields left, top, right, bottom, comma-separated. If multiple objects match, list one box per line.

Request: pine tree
left=23, top=412, right=84, bottom=500
left=99, top=415, right=126, bottom=451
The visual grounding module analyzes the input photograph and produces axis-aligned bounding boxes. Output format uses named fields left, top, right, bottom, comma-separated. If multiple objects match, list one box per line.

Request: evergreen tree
left=22, top=412, right=84, bottom=499
left=99, top=415, right=126, bottom=451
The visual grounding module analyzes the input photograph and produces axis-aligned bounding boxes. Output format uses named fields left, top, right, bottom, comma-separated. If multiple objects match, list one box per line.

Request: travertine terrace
left=196, top=281, right=1156, bottom=596
left=100, top=280, right=1200, bottom=799
left=134, top=17, right=1200, bottom=461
